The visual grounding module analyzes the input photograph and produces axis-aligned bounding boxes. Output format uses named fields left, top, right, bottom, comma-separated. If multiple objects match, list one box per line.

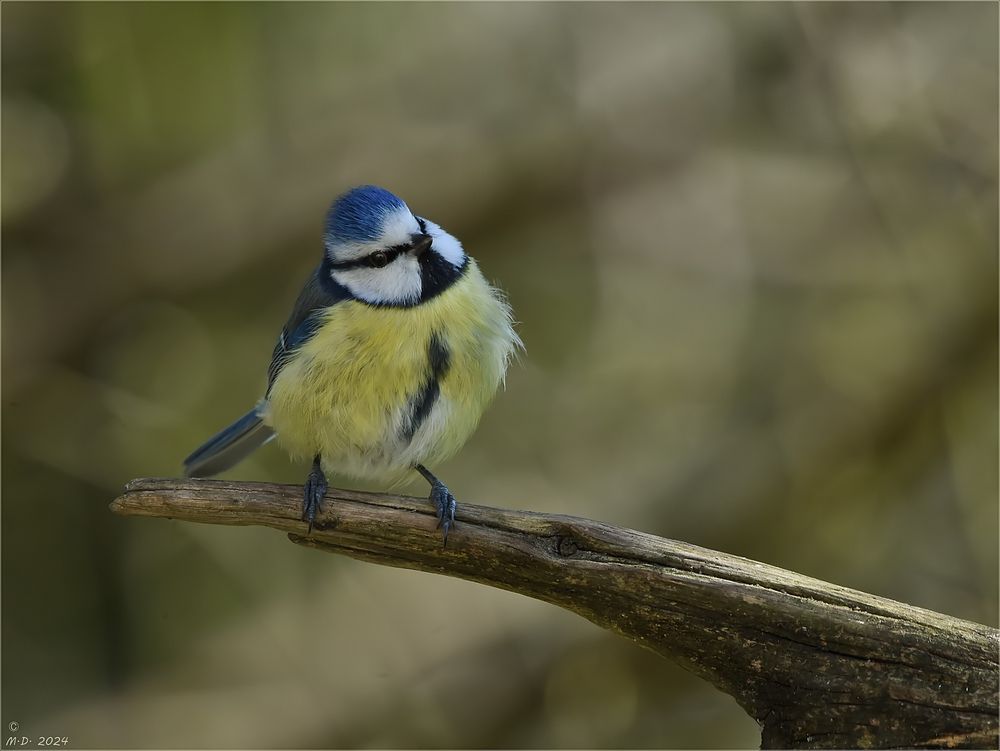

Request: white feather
left=327, top=209, right=469, bottom=307
left=421, top=218, right=465, bottom=267
left=333, top=207, right=421, bottom=262
left=326, top=396, right=457, bottom=482
left=331, top=254, right=423, bottom=305
left=378, top=208, right=421, bottom=248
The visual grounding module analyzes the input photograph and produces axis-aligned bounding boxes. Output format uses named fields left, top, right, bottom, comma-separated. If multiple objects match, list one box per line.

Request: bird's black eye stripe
left=329, top=247, right=406, bottom=270
left=364, top=246, right=407, bottom=267
left=328, top=221, right=428, bottom=271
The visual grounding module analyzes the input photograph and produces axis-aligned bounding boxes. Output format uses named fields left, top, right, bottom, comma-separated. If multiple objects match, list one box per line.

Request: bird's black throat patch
left=416, top=253, right=468, bottom=305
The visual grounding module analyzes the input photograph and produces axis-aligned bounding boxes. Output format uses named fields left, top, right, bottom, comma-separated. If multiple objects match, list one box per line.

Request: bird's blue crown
left=324, top=185, right=407, bottom=244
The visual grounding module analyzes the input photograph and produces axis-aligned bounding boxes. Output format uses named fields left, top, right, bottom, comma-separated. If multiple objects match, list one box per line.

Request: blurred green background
left=2, top=2, right=997, bottom=748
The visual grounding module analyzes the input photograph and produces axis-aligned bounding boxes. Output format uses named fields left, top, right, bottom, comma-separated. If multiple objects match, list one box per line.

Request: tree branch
left=111, top=478, right=998, bottom=749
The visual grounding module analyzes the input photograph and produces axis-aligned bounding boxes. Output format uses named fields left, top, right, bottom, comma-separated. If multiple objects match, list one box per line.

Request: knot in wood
left=556, top=536, right=579, bottom=557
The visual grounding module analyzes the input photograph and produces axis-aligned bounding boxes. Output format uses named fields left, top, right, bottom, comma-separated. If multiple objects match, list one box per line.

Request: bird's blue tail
left=183, top=407, right=275, bottom=478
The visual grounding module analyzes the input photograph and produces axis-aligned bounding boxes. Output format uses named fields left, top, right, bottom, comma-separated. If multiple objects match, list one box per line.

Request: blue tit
left=183, top=185, right=521, bottom=541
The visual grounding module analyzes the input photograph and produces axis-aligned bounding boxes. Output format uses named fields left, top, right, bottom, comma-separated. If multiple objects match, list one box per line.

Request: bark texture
left=111, top=478, right=999, bottom=749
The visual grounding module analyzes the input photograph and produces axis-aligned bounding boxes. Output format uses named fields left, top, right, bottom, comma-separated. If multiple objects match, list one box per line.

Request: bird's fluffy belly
left=263, top=262, right=516, bottom=481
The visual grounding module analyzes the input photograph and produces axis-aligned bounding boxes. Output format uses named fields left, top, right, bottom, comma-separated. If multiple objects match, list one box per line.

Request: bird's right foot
left=303, top=455, right=327, bottom=533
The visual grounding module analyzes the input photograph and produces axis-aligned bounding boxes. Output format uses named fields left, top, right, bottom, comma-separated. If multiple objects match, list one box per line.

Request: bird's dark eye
left=368, top=251, right=389, bottom=268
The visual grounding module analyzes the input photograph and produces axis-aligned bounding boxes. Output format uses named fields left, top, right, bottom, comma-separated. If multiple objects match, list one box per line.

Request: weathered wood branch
left=111, top=478, right=998, bottom=749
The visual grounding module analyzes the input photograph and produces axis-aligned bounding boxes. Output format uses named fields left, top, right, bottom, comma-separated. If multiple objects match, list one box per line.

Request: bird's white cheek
left=331, top=257, right=422, bottom=305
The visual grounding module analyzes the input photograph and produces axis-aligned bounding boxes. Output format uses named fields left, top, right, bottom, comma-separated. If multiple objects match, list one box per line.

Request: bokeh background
left=2, top=2, right=997, bottom=748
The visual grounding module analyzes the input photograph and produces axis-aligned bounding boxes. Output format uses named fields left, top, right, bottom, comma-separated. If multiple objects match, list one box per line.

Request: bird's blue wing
left=183, top=264, right=351, bottom=478
left=266, top=264, right=352, bottom=393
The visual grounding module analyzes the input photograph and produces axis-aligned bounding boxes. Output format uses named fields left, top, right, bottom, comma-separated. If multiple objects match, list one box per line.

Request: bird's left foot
left=303, top=455, right=327, bottom=533
left=416, top=464, right=457, bottom=545
left=430, top=481, right=457, bottom=544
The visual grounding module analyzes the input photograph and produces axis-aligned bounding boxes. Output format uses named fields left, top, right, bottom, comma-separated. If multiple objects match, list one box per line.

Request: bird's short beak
left=410, top=233, right=433, bottom=257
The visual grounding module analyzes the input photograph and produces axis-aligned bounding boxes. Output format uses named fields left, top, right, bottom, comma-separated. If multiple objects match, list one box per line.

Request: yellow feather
left=263, top=259, right=519, bottom=481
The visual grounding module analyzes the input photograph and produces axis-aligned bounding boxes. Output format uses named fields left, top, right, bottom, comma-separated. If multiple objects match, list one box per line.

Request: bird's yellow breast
left=264, top=260, right=517, bottom=480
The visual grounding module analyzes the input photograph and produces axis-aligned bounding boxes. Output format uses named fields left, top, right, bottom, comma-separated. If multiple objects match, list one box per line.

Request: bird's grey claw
left=303, top=461, right=327, bottom=533
left=430, top=481, right=457, bottom=546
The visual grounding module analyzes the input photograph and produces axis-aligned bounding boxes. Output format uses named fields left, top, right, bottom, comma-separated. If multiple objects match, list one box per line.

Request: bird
left=183, top=185, right=520, bottom=543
